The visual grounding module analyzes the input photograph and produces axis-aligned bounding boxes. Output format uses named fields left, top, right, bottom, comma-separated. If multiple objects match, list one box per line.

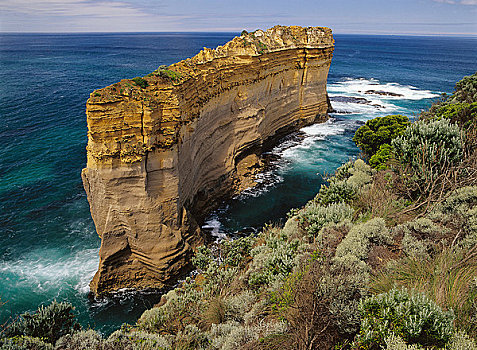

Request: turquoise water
left=0, top=33, right=476, bottom=335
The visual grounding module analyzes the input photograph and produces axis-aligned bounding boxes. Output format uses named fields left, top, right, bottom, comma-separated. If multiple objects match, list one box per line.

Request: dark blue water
left=0, top=32, right=475, bottom=335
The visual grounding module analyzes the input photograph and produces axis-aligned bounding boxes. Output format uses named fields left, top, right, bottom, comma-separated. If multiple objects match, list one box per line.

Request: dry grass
left=371, top=245, right=477, bottom=337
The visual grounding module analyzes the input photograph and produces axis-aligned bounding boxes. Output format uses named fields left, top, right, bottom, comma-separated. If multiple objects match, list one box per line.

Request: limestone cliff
left=82, top=25, right=334, bottom=296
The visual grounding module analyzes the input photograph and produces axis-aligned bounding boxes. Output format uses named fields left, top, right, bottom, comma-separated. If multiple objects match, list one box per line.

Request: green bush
left=369, top=143, right=393, bottom=170
left=5, top=301, right=80, bottom=344
left=436, top=102, right=477, bottom=127
left=0, top=336, right=54, bottom=350
left=353, top=115, right=410, bottom=159
left=449, top=72, right=477, bottom=104
left=132, top=77, right=148, bottom=89
left=354, top=288, right=454, bottom=349
left=392, top=119, right=463, bottom=185
left=192, top=246, right=213, bottom=271
left=221, top=236, right=255, bottom=267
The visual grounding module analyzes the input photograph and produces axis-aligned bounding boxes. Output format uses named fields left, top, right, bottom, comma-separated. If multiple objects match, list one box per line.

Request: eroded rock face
left=82, top=25, right=334, bottom=296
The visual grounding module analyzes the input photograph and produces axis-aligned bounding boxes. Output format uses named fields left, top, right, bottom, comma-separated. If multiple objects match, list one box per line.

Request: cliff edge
left=82, top=25, right=334, bottom=296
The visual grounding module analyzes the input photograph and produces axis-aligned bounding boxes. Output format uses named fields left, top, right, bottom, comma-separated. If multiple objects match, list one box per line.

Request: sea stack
left=82, top=25, right=334, bottom=296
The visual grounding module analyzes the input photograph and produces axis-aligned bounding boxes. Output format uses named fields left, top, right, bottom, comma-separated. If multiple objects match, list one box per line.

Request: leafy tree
left=353, top=115, right=410, bottom=159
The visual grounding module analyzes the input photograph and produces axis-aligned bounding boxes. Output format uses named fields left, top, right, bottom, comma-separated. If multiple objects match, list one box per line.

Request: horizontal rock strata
left=82, top=25, right=334, bottom=296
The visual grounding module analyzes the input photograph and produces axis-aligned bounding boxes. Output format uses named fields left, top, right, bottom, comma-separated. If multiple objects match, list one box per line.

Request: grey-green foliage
left=220, top=236, right=255, bottom=267
left=247, top=227, right=305, bottom=288
left=5, top=301, right=80, bottom=344
left=398, top=217, right=446, bottom=259
left=354, top=288, right=454, bottom=349
left=104, top=329, right=172, bottom=350
left=446, top=331, right=477, bottom=350
left=192, top=245, right=213, bottom=271
left=392, top=119, right=463, bottom=183
left=299, top=202, right=354, bottom=236
left=430, top=186, right=477, bottom=248
left=333, top=217, right=392, bottom=272
left=0, top=336, right=54, bottom=350
left=224, top=291, right=256, bottom=323
left=55, top=329, right=102, bottom=349
left=323, top=218, right=393, bottom=334
left=316, top=159, right=374, bottom=205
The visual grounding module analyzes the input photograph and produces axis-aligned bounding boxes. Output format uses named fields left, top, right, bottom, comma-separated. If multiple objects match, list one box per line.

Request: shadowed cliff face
left=82, top=25, right=334, bottom=296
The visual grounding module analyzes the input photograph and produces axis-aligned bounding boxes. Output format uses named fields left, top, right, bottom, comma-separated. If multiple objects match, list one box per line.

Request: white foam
left=328, top=77, right=439, bottom=101
left=0, top=247, right=99, bottom=294
left=202, top=217, right=227, bottom=241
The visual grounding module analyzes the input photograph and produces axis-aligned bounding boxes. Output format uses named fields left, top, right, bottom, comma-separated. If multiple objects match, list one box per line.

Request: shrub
left=5, top=301, right=80, bottom=344
left=221, top=236, right=255, bottom=267
left=392, top=119, right=463, bottom=188
left=132, top=77, right=148, bottom=89
left=316, top=159, right=374, bottom=205
left=0, top=336, right=54, bottom=350
left=104, top=329, right=172, bottom=350
left=333, top=217, right=393, bottom=270
left=247, top=228, right=305, bottom=288
left=371, top=246, right=477, bottom=338
left=315, top=181, right=357, bottom=205
left=450, top=72, right=477, bottom=104
left=369, top=143, right=393, bottom=170
left=55, top=329, right=102, bottom=349
left=149, top=66, right=182, bottom=82
left=354, top=288, right=454, bottom=349
left=298, top=202, right=354, bottom=236
left=436, top=102, right=477, bottom=128
left=192, top=246, right=213, bottom=271
left=353, top=115, right=410, bottom=158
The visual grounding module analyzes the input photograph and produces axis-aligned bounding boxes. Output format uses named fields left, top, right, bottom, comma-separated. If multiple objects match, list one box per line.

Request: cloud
left=1, top=0, right=148, bottom=17
left=433, top=0, right=477, bottom=4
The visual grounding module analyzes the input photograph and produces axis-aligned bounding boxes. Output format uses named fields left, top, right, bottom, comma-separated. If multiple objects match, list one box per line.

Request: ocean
left=0, top=32, right=475, bottom=335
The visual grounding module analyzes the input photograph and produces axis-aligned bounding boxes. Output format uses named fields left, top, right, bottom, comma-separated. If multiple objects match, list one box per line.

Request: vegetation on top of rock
left=132, top=76, right=148, bottom=89
left=147, top=65, right=182, bottom=82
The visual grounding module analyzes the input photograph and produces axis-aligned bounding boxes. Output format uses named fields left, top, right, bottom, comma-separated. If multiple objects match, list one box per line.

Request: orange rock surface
left=82, top=25, right=334, bottom=296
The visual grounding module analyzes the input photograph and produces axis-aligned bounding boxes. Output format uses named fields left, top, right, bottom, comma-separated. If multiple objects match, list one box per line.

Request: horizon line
left=1, top=30, right=476, bottom=38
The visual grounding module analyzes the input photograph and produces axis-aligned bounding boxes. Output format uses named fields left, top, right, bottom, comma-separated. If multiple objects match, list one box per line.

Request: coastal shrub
left=371, top=247, right=477, bottom=337
left=449, top=71, right=477, bottom=104
left=333, top=217, right=392, bottom=270
left=316, top=159, right=374, bottom=205
left=55, top=329, right=102, bottom=350
left=132, top=77, right=148, bottom=89
left=5, top=301, right=80, bottom=344
left=392, top=119, right=463, bottom=187
left=369, top=143, right=393, bottom=170
left=315, top=180, right=357, bottom=205
left=149, top=65, right=182, bottom=82
left=353, top=288, right=454, bottom=349
left=436, top=102, right=477, bottom=127
left=298, top=202, right=354, bottom=236
left=192, top=245, right=213, bottom=271
left=173, top=324, right=209, bottom=350
left=0, top=336, right=54, bottom=350
left=224, top=291, right=256, bottom=322
left=247, top=227, right=305, bottom=288
left=353, top=114, right=410, bottom=158
left=220, top=236, right=255, bottom=267
left=104, top=329, right=172, bottom=350
left=430, top=186, right=477, bottom=248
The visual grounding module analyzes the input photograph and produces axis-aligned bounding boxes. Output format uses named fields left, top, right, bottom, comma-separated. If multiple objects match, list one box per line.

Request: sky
left=0, top=0, right=476, bottom=35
